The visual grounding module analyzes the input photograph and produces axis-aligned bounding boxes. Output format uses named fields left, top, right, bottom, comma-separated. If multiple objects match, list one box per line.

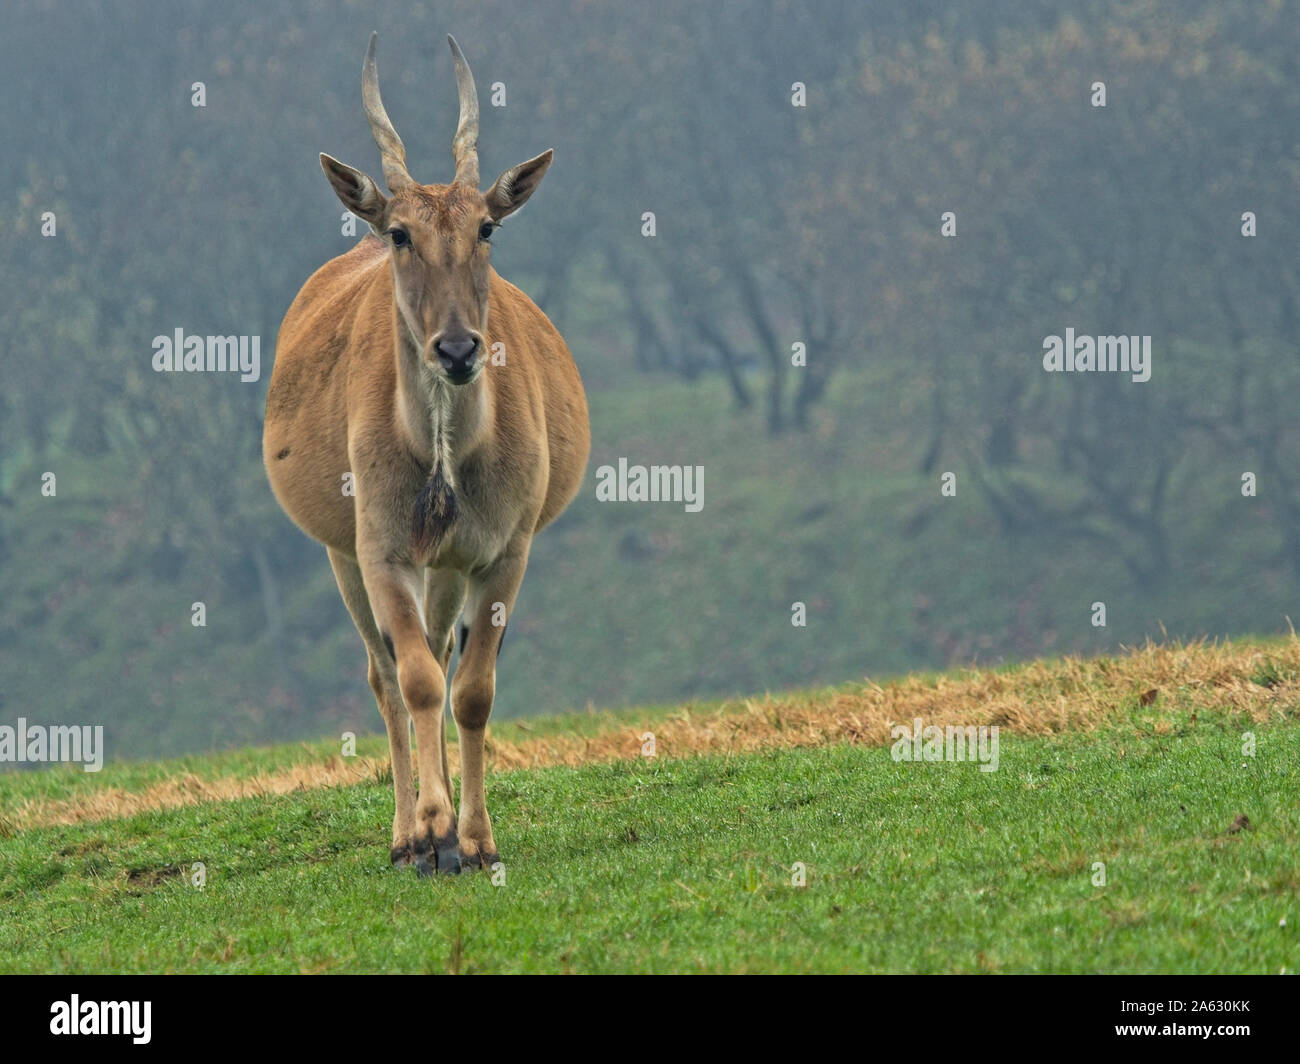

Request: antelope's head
left=321, top=33, right=552, bottom=386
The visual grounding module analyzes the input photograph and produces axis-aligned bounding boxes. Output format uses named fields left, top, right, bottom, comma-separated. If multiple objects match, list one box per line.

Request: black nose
left=434, top=336, right=479, bottom=374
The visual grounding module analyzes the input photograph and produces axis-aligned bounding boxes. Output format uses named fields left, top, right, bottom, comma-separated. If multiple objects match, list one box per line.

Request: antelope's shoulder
left=488, top=273, right=566, bottom=350
left=280, top=237, right=388, bottom=341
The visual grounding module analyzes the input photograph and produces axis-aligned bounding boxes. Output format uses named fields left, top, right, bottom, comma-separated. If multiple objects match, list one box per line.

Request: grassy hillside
left=2, top=638, right=1296, bottom=973
left=1, top=364, right=1294, bottom=760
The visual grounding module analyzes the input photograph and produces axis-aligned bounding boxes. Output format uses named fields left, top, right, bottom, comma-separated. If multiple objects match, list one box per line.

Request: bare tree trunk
left=250, top=542, right=282, bottom=640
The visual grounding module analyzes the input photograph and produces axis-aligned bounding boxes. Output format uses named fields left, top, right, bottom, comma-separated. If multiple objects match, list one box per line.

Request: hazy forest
left=3, top=0, right=1298, bottom=758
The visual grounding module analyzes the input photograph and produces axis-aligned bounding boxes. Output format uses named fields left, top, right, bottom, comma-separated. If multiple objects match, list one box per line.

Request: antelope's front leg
left=361, top=559, right=461, bottom=875
left=453, top=544, right=530, bottom=868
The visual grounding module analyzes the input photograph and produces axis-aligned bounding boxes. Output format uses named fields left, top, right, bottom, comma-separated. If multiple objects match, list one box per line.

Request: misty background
left=2, top=0, right=1298, bottom=759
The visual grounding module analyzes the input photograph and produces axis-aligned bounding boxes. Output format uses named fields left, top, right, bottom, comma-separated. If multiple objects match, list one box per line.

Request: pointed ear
left=320, top=153, right=388, bottom=226
left=485, top=149, right=553, bottom=221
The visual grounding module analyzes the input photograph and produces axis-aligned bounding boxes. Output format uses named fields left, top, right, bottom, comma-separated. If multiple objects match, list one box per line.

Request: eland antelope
left=263, top=33, right=590, bottom=875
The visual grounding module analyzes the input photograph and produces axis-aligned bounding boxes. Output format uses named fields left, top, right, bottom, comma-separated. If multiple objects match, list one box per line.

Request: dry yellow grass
left=10, top=756, right=391, bottom=833
left=10, top=637, right=1299, bottom=830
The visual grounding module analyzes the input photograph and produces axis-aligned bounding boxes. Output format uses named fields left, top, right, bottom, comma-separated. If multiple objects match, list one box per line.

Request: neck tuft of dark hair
left=411, top=461, right=457, bottom=553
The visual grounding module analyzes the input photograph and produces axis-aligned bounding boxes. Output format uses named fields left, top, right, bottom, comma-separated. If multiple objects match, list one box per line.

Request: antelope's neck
left=392, top=330, right=491, bottom=483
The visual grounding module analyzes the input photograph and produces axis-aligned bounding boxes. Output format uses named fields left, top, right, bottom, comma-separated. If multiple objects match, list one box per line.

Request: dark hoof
left=416, top=851, right=460, bottom=876
left=412, top=832, right=461, bottom=876
left=460, top=849, right=501, bottom=871
left=436, top=841, right=462, bottom=875
left=390, top=843, right=415, bottom=868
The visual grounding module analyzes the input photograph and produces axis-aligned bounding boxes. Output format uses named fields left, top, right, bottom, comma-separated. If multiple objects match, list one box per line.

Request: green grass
left=3, top=704, right=1296, bottom=973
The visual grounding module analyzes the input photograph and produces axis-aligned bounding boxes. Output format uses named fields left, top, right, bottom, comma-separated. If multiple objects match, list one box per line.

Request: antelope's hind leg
left=452, top=539, right=531, bottom=869
left=422, top=567, right=469, bottom=828
left=327, top=548, right=419, bottom=867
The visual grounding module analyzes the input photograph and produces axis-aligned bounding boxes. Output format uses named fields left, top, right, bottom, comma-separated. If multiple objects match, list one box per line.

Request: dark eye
left=478, top=221, right=496, bottom=242
left=388, top=228, right=409, bottom=248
